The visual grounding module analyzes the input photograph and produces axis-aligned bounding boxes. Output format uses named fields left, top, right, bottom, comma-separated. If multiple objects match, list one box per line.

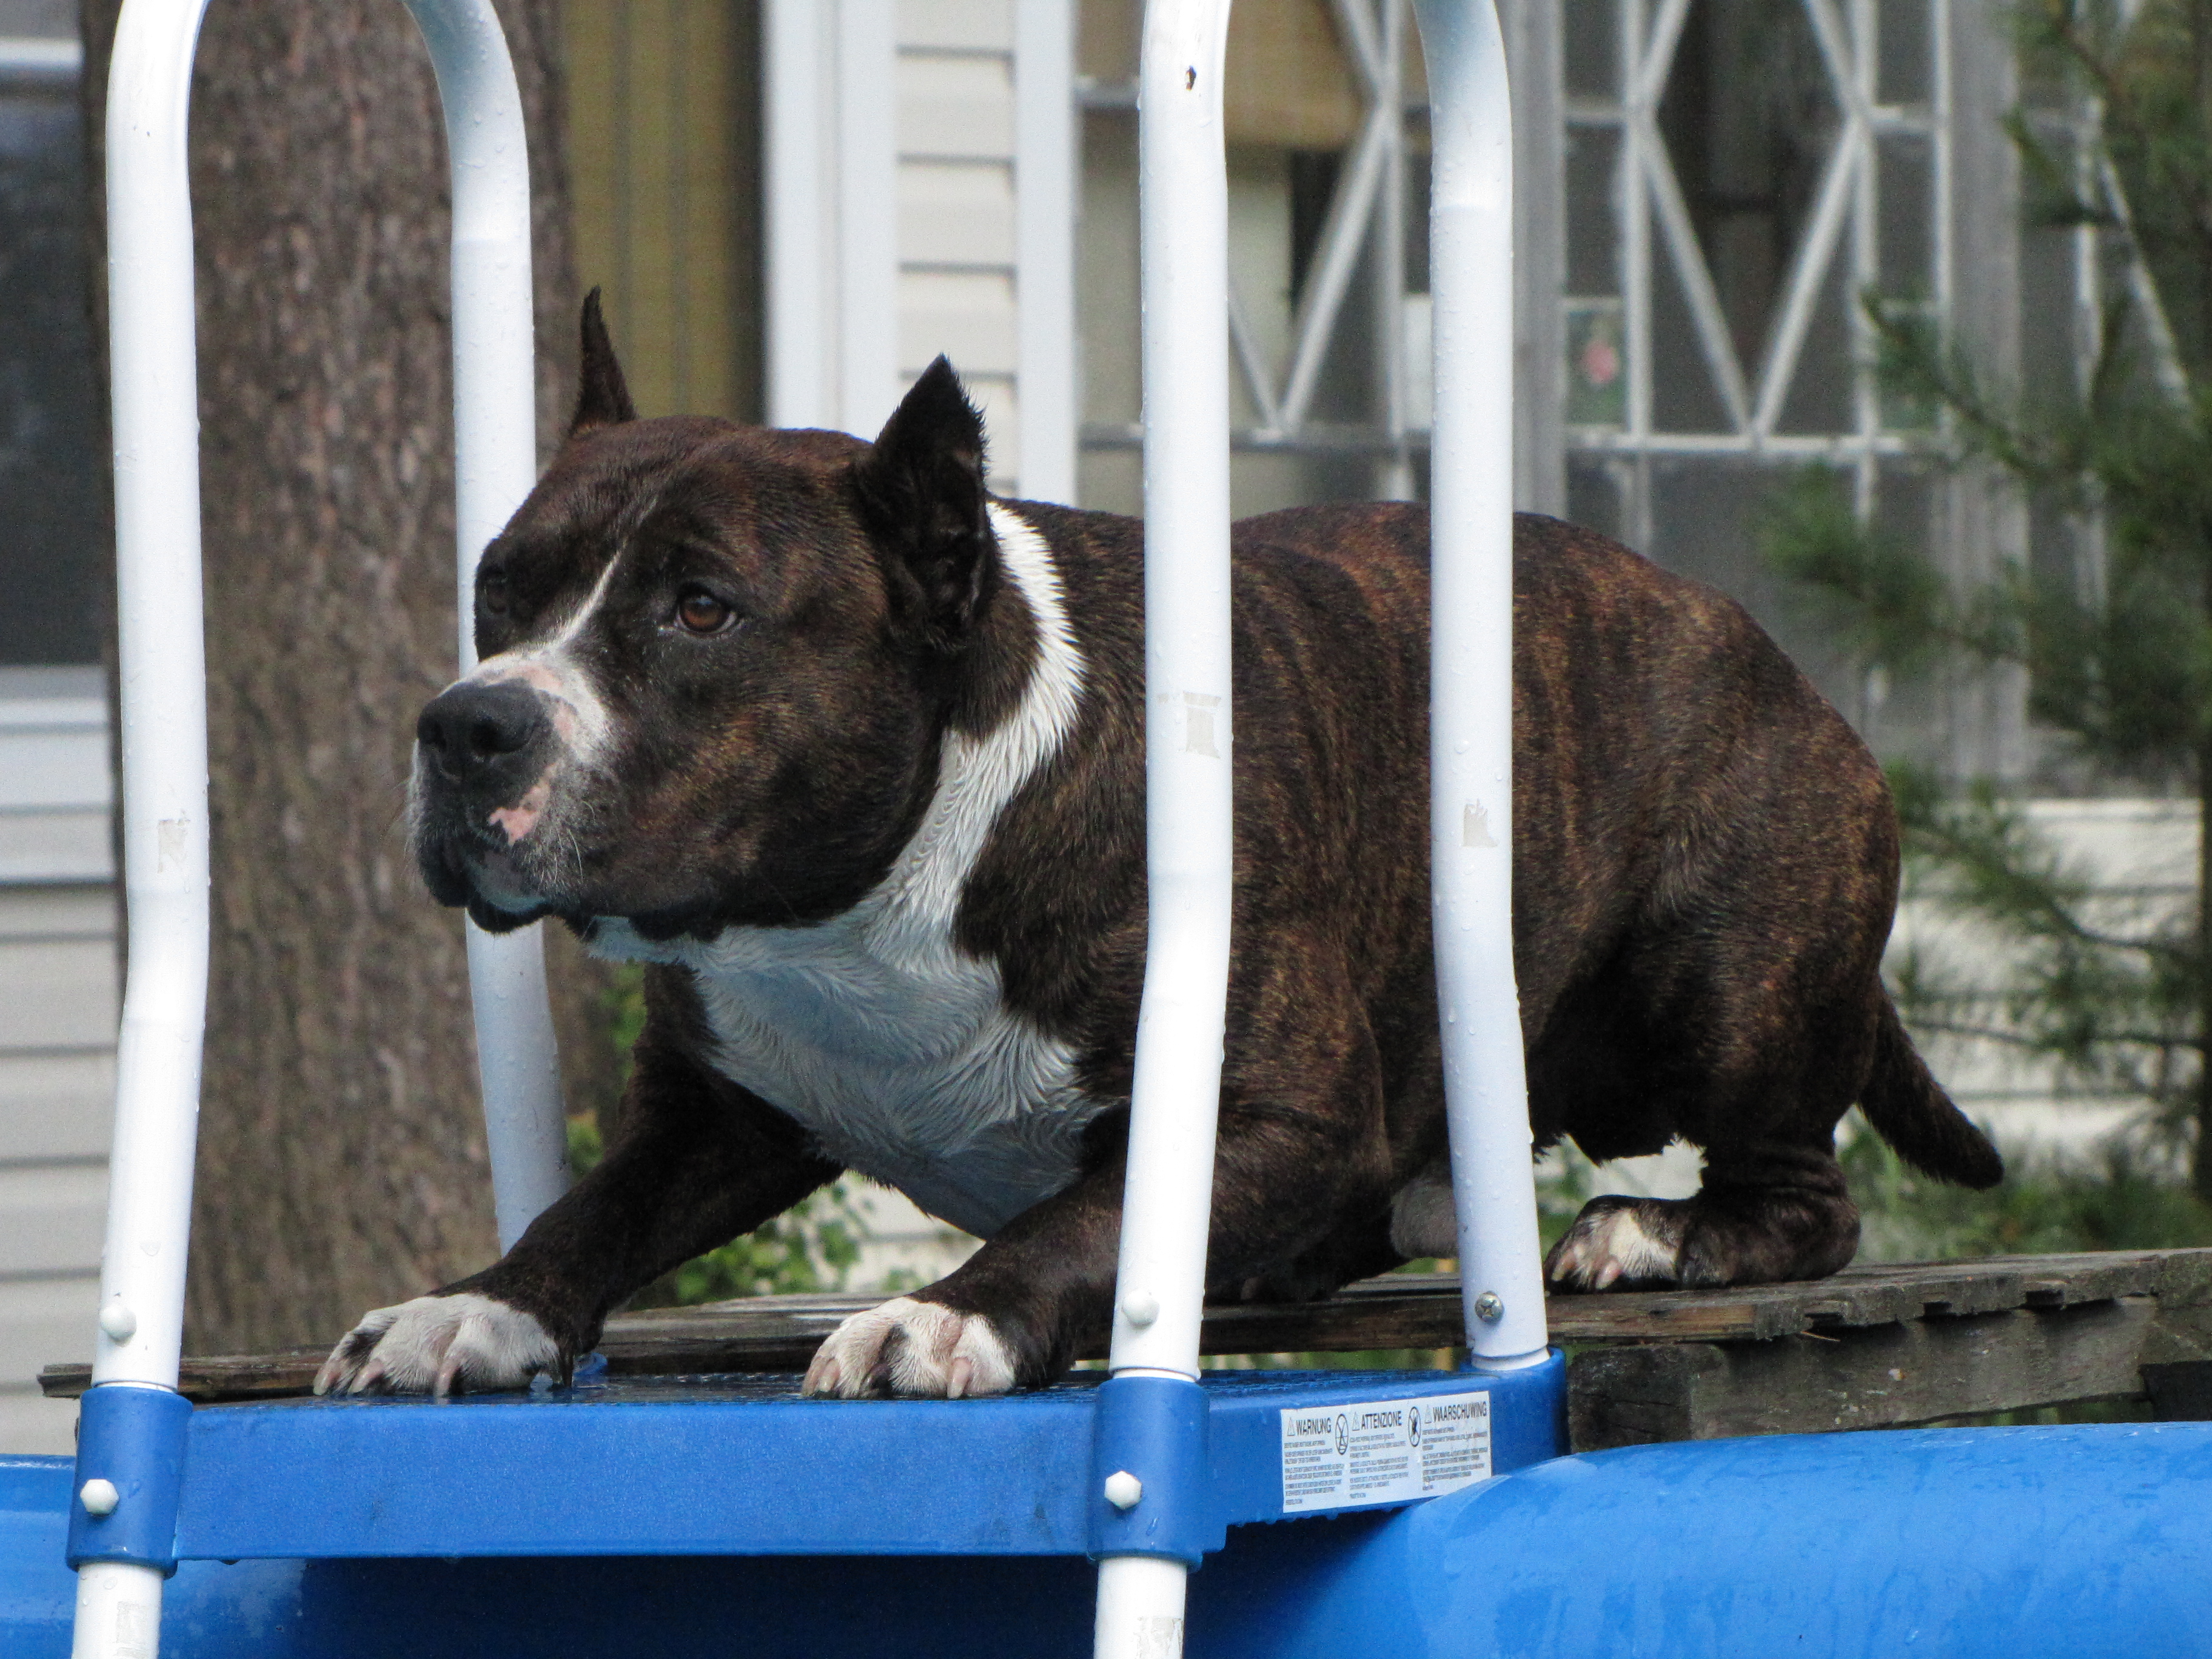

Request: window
left=0, top=4, right=100, bottom=666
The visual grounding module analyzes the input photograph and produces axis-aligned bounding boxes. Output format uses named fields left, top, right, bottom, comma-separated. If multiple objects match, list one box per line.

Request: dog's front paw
left=1544, top=1196, right=1686, bottom=1292
left=313, top=1292, right=562, bottom=1398
left=803, top=1296, right=1018, bottom=1399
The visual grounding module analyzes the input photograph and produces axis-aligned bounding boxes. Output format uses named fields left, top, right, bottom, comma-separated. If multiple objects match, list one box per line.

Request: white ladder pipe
left=92, top=0, right=212, bottom=1409
left=1414, top=0, right=1550, bottom=1370
left=1092, top=1, right=1546, bottom=1648
left=78, top=2, right=557, bottom=1652
left=410, top=0, right=569, bottom=1252
left=1094, top=1, right=1236, bottom=1654
left=77, top=0, right=218, bottom=1641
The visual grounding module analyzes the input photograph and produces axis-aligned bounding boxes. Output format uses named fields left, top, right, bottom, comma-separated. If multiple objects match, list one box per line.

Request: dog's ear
left=570, top=289, right=638, bottom=435
left=853, top=357, right=994, bottom=652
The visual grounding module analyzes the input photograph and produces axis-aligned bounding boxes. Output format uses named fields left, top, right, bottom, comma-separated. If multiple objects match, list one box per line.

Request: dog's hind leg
left=1544, top=1138, right=1860, bottom=1291
left=1543, top=943, right=1877, bottom=1292
left=1544, top=957, right=1873, bottom=1292
left=1543, top=691, right=1906, bottom=1292
left=1543, top=955, right=1875, bottom=1290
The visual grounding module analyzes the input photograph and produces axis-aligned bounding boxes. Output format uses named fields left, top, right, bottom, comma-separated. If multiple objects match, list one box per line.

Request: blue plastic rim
left=12, top=1420, right=2212, bottom=1658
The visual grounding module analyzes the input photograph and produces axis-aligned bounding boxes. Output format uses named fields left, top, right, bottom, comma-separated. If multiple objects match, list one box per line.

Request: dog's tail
left=1856, top=991, right=2003, bottom=1188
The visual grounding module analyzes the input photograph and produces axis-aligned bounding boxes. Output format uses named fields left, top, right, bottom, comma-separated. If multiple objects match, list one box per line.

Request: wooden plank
left=1569, top=1296, right=2212, bottom=1450
left=42, top=1250, right=2212, bottom=1405
left=45, top=1286, right=1486, bottom=1402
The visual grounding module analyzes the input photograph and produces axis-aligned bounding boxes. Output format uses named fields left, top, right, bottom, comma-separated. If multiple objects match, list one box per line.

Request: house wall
left=0, top=669, right=115, bottom=1452
left=760, top=0, right=1074, bottom=500
left=1892, top=800, right=2201, bottom=1162
left=897, top=0, right=1025, bottom=487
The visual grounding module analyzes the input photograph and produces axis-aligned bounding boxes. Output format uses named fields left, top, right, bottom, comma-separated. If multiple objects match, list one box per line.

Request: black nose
left=416, top=681, right=551, bottom=783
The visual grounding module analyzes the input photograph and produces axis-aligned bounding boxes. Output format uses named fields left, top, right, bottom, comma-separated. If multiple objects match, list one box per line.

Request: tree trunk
left=78, top=0, right=618, bottom=1354
left=2196, top=745, right=2212, bottom=1204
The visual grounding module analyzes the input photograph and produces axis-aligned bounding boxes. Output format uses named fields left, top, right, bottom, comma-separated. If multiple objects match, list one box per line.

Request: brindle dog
left=317, top=298, right=1999, bottom=1401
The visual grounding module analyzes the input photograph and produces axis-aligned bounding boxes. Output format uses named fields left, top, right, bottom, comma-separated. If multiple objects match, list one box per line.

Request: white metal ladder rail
left=75, top=1, right=561, bottom=1651
left=1092, top=2, right=1547, bottom=1652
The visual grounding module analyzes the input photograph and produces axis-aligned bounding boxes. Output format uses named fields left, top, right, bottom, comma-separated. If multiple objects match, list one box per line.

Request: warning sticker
left=1279, top=1390, right=1492, bottom=1513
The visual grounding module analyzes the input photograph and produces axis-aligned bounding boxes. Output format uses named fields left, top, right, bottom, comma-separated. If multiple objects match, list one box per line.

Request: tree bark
left=2196, top=744, right=2212, bottom=1204
left=79, top=0, right=618, bottom=1354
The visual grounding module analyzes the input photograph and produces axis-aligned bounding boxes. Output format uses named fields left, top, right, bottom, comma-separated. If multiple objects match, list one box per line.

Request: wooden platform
left=42, top=1249, right=2212, bottom=1449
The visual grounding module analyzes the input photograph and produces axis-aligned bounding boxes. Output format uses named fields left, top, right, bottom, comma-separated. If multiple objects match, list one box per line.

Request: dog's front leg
left=317, top=1014, right=839, bottom=1397
left=802, top=1105, right=1384, bottom=1399
left=801, top=1142, right=1126, bottom=1399
left=807, top=958, right=1393, bottom=1398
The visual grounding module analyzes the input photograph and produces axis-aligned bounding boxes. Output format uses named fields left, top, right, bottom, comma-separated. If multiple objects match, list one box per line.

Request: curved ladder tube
left=77, top=1, right=560, bottom=1651
left=1096, top=2, right=1546, bottom=1652
left=1093, top=4, right=1239, bottom=1652
left=1415, top=0, right=1549, bottom=1370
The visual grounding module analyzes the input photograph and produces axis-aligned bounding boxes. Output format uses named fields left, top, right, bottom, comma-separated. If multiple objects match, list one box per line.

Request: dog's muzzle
left=417, top=680, right=553, bottom=802
left=412, top=680, right=563, bottom=913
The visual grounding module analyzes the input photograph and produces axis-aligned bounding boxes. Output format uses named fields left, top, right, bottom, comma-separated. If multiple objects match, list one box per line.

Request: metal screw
left=79, top=1479, right=119, bottom=1517
left=1103, top=1470, right=1144, bottom=1510
left=1473, top=1292, right=1505, bottom=1324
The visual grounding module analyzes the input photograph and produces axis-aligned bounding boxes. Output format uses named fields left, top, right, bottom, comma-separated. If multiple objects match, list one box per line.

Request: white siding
left=0, top=666, right=114, bottom=1452
left=1891, top=799, right=2199, bottom=1160
left=900, top=159, right=1018, bottom=266
left=769, top=0, right=1074, bottom=499
left=897, top=0, right=1012, bottom=52
left=897, top=13, right=1023, bottom=489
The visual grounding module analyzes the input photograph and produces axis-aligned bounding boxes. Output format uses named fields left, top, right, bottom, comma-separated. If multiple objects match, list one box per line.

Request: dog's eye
left=675, top=588, right=735, bottom=635
left=478, top=571, right=511, bottom=615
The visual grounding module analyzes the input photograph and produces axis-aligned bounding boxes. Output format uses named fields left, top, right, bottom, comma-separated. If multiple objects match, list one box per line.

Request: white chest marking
left=593, top=504, right=1101, bottom=1238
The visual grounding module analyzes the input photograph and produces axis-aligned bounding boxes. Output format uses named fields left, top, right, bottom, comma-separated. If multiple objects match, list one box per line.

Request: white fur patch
left=441, top=529, right=628, bottom=793
left=1389, top=1165, right=1459, bottom=1258
left=803, top=1296, right=1019, bottom=1399
left=409, top=537, right=628, bottom=916
left=1546, top=1204, right=1680, bottom=1290
left=592, top=503, right=1103, bottom=1238
left=470, top=551, right=621, bottom=773
left=313, top=1292, right=560, bottom=1399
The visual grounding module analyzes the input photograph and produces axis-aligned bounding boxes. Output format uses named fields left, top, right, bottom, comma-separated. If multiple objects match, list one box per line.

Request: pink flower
left=1581, top=334, right=1620, bottom=388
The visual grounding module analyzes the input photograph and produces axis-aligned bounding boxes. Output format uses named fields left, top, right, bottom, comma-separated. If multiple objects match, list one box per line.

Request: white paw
left=313, top=1292, right=561, bottom=1398
left=802, top=1296, right=1018, bottom=1399
left=1546, top=1203, right=1680, bottom=1291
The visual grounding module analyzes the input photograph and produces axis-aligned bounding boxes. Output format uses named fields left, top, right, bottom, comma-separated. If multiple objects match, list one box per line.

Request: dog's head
left=412, top=294, right=1028, bottom=941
